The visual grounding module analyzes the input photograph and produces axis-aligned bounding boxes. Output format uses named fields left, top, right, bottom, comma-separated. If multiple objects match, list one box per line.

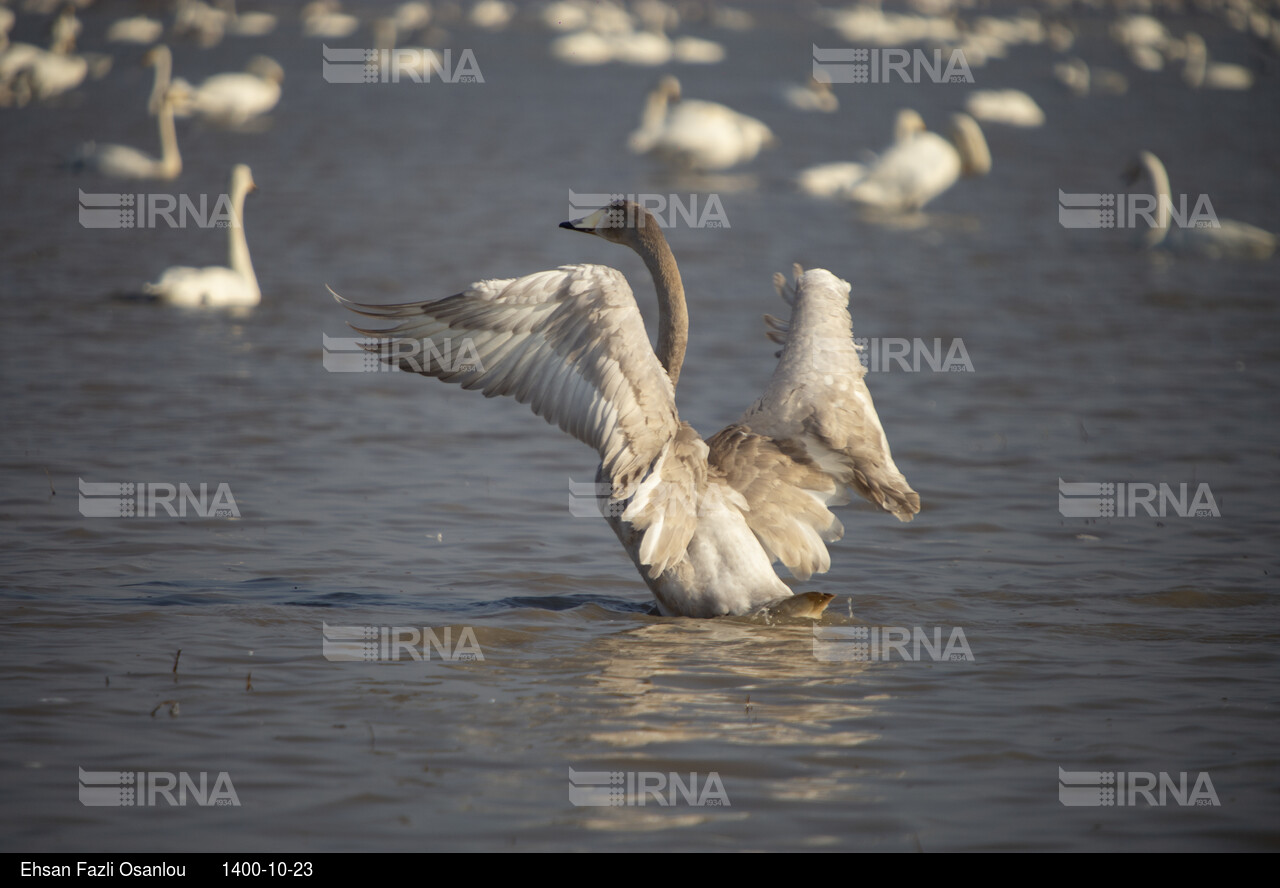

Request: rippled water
left=1, top=2, right=1278, bottom=852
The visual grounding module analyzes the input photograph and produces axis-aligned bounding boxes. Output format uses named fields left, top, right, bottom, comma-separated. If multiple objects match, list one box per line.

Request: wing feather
left=740, top=267, right=920, bottom=523
left=333, top=264, right=699, bottom=574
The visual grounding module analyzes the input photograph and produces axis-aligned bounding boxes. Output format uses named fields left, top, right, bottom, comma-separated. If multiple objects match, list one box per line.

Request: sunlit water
left=1, top=2, right=1278, bottom=851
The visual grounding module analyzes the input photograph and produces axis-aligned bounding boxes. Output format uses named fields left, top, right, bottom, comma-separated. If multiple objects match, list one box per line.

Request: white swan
left=173, top=0, right=229, bottom=48
left=841, top=112, right=991, bottom=212
left=73, top=51, right=182, bottom=180
left=628, top=75, right=775, bottom=172
left=964, top=89, right=1044, bottom=127
left=169, top=54, right=283, bottom=126
left=334, top=201, right=918, bottom=618
left=0, top=6, right=93, bottom=102
left=1127, top=151, right=1275, bottom=259
left=1181, top=33, right=1253, bottom=90
left=302, top=1, right=360, bottom=39
left=782, top=76, right=838, bottom=113
left=143, top=165, right=260, bottom=307
left=796, top=109, right=923, bottom=200
left=107, top=16, right=165, bottom=45
left=218, top=0, right=277, bottom=38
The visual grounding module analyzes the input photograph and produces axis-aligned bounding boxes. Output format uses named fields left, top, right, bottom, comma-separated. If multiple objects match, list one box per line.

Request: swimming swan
left=74, top=50, right=182, bottom=180
left=964, top=89, right=1044, bottom=127
left=1127, top=151, right=1275, bottom=259
left=842, top=112, right=991, bottom=212
left=796, top=109, right=923, bottom=199
left=143, top=164, right=261, bottom=306
left=169, top=55, right=283, bottom=126
left=334, top=200, right=919, bottom=618
left=628, top=75, right=775, bottom=171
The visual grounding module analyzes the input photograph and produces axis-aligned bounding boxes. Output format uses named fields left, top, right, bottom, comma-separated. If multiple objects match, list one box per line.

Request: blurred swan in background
left=335, top=200, right=917, bottom=618
left=73, top=51, right=182, bottom=179
left=839, top=112, right=991, bottom=212
left=169, top=54, right=283, bottom=126
left=796, top=110, right=929, bottom=202
left=628, top=75, right=775, bottom=171
left=0, top=5, right=104, bottom=103
left=106, top=16, right=165, bottom=45
left=782, top=76, right=837, bottom=113
left=302, top=1, right=360, bottom=39
left=1181, top=32, right=1253, bottom=89
left=173, top=0, right=229, bottom=48
left=964, top=89, right=1044, bottom=127
left=218, top=0, right=277, bottom=38
left=1128, top=151, right=1274, bottom=259
left=144, top=164, right=261, bottom=307
left=470, top=0, right=516, bottom=30
left=1053, top=57, right=1129, bottom=96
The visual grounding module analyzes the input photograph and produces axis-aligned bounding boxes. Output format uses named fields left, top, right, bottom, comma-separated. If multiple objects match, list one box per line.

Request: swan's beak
left=560, top=206, right=607, bottom=234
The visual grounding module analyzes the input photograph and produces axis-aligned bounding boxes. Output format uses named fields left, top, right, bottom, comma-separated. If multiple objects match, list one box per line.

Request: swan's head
left=560, top=200, right=660, bottom=246
left=143, top=44, right=172, bottom=71
left=893, top=108, right=926, bottom=143
left=1123, top=150, right=1162, bottom=187
left=948, top=113, right=992, bottom=177
left=655, top=74, right=681, bottom=102
left=246, top=55, right=285, bottom=84
left=230, top=164, right=258, bottom=197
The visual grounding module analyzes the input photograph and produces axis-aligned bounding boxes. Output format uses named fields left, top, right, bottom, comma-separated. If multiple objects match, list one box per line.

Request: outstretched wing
left=334, top=263, right=698, bottom=574
left=721, top=267, right=919, bottom=579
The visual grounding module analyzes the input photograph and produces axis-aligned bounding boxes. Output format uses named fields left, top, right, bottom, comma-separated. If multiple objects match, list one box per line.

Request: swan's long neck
left=228, top=181, right=259, bottom=298
left=157, top=99, right=181, bottom=178
left=148, top=49, right=171, bottom=114
left=1139, top=151, right=1172, bottom=247
left=633, top=85, right=673, bottom=152
left=634, top=221, right=687, bottom=388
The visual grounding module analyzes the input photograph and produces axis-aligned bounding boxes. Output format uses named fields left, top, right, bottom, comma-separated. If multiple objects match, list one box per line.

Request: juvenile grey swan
left=335, top=201, right=919, bottom=618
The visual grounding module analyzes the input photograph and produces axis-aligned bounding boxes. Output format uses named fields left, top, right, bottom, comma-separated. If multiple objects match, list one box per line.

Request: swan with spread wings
left=334, top=200, right=918, bottom=618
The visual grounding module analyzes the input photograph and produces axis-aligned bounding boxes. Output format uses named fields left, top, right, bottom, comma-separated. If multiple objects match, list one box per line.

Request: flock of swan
left=6, top=1, right=1273, bottom=617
